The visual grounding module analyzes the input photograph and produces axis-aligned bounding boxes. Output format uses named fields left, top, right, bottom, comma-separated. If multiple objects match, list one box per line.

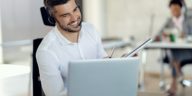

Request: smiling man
left=36, top=0, right=108, bottom=96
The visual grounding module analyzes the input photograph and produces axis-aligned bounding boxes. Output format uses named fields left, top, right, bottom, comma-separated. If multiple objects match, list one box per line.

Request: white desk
left=146, top=42, right=192, bottom=49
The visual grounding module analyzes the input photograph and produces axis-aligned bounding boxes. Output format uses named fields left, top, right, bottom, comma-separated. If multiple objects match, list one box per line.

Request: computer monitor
left=67, top=58, right=140, bottom=96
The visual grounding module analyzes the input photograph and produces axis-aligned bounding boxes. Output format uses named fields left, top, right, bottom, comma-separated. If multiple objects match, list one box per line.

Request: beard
left=59, top=17, right=82, bottom=33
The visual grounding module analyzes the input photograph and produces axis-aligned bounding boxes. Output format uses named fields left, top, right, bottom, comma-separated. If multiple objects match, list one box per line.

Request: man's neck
left=57, top=26, right=80, bottom=43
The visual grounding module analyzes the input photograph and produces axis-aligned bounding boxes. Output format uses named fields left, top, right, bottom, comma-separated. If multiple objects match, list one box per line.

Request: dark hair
left=44, top=0, right=80, bottom=15
left=44, top=0, right=70, bottom=9
left=169, top=0, right=183, bottom=8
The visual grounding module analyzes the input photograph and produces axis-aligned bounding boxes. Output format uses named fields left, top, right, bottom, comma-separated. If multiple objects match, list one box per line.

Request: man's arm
left=36, top=50, right=67, bottom=96
left=94, top=32, right=108, bottom=58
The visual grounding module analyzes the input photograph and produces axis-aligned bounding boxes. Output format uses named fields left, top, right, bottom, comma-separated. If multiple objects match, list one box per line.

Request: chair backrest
left=32, top=38, right=44, bottom=96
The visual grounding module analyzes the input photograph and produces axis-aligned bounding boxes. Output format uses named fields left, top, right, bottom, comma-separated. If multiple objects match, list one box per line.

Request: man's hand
left=121, top=53, right=138, bottom=57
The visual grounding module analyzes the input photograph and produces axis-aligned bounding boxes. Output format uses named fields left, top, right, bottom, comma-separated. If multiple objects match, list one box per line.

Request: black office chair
left=33, top=6, right=56, bottom=95
left=32, top=6, right=55, bottom=96
left=32, top=38, right=45, bottom=96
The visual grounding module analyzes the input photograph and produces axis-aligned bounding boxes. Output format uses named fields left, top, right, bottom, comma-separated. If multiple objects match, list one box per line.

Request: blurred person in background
left=156, top=0, right=192, bottom=96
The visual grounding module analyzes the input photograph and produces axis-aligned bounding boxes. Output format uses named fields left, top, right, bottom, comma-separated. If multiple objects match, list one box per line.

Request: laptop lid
left=67, top=58, right=140, bottom=96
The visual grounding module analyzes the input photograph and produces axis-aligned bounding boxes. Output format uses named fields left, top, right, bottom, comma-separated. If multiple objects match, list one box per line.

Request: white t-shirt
left=36, top=22, right=107, bottom=96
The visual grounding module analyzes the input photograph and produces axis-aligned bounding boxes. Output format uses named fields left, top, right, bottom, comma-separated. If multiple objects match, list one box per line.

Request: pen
left=109, top=47, right=115, bottom=58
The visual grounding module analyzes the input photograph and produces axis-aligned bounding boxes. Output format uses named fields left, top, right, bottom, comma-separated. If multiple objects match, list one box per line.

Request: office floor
left=138, top=72, right=192, bottom=96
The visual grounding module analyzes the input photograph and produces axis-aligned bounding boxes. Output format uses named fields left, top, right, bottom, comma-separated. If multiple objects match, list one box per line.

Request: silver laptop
left=67, top=58, right=140, bottom=96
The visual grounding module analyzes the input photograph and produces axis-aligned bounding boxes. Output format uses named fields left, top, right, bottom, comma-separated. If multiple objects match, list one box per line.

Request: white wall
left=106, top=0, right=170, bottom=41
left=83, top=0, right=108, bottom=37
left=1, top=0, right=51, bottom=42
left=0, top=0, right=52, bottom=63
left=83, top=0, right=171, bottom=41
left=0, top=4, right=3, bottom=63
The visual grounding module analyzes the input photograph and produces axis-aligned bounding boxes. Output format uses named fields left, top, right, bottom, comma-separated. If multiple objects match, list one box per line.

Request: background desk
left=146, top=42, right=192, bottom=49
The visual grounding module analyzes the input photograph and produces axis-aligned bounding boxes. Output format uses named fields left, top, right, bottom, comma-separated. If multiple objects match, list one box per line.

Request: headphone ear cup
left=40, top=7, right=55, bottom=26
left=46, top=7, right=56, bottom=24
left=48, top=16, right=56, bottom=25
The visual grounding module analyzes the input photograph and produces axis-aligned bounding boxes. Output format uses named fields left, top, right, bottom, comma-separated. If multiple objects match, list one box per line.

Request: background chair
left=160, top=51, right=192, bottom=90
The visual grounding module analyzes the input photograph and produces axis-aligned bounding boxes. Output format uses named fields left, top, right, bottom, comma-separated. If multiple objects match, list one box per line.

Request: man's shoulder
left=82, top=22, right=97, bottom=34
left=81, top=22, right=100, bottom=41
left=37, top=31, right=57, bottom=51
left=81, top=22, right=95, bottom=30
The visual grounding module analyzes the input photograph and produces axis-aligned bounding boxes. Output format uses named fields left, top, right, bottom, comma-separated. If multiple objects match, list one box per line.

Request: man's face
left=170, top=4, right=182, bottom=18
left=52, top=0, right=82, bottom=33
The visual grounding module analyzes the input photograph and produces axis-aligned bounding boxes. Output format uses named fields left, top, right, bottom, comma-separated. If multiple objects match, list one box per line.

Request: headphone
left=45, top=7, right=56, bottom=25
left=42, top=0, right=82, bottom=26
left=40, top=6, right=56, bottom=26
left=41, top=0, right=56, bottom=26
